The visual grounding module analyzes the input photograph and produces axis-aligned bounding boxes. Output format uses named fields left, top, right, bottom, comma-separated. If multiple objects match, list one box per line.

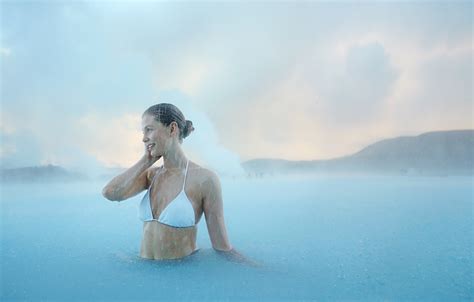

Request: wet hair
left=143, top=103, right=195, bottom=141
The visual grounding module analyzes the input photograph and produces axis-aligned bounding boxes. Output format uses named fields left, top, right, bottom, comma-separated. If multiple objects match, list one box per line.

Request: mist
left=1, top=2, right=472, bottom=300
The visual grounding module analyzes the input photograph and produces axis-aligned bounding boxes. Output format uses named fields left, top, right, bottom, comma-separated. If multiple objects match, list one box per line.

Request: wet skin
left=140, top=162, right=206, bottom=260
left=103, top=113, right=233, bottom=261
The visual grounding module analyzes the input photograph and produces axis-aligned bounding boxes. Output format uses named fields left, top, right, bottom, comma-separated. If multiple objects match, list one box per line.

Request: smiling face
left=141, top=114, right=170, bottom=157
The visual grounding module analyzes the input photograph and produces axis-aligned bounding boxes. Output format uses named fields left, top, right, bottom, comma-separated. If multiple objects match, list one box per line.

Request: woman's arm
left=102, top=155, right=160, bottom=201
left=203, top=171, right=262, bottom=267
left=202, top=170, right=231, bottom=250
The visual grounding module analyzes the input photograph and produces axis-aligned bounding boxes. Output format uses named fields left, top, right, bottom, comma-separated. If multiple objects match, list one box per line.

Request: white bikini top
left=139, top=160, right=196, bottom=228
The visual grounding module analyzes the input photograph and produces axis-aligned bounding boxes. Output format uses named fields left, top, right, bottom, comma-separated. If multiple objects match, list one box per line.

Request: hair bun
left=183, top=120, right=195, bottom=138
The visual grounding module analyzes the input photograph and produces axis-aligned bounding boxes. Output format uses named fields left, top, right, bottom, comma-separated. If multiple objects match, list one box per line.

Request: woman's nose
left=142, top=135, right=148, bottom=143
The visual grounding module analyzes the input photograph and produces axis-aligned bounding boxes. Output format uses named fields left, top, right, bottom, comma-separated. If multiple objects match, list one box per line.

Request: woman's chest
left=149, top=172, right=203, bottom=219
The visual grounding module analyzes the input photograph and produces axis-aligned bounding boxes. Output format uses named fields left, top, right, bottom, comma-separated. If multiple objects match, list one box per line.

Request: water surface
left=1, top=175, right=472, bottom=300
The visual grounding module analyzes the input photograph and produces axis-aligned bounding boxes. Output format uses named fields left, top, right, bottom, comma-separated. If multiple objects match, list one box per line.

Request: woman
left=102, top=103, right=251, bottom=263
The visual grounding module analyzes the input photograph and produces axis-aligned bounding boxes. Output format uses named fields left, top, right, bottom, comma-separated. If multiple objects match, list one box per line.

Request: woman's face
left=141, top=114, right=170, bottom=157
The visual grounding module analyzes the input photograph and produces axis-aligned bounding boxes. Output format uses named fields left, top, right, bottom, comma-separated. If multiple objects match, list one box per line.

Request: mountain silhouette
left=242, top=130, right=473, bottom=176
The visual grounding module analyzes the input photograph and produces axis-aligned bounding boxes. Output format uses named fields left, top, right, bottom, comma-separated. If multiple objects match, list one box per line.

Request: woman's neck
left=162, top=144, right=187, bottom=172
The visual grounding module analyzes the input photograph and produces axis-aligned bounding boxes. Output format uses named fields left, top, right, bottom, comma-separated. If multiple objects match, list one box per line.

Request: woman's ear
left=169, top=121, right=178, bottom=136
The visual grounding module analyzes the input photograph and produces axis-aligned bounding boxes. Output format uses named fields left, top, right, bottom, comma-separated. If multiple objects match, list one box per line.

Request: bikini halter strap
left=182, top=159, right=189, bottom=190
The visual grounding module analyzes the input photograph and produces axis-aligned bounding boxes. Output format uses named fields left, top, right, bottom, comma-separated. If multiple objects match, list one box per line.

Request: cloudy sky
left=1, top=1, right=472, bottom=175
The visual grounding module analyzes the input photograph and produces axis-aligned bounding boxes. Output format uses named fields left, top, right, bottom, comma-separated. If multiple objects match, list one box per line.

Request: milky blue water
left=1, top=175, right=472, bottom=300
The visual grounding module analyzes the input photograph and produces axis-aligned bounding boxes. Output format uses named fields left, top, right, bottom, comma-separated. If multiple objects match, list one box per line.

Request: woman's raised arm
left=102, top=155, right=160, bottom=201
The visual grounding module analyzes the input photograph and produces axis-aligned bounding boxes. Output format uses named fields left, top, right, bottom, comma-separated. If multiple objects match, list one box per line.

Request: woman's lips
left=147, top=143, right=156, bottom=151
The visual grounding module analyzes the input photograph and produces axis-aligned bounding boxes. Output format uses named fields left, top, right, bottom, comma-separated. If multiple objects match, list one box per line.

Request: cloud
left=0, top=47, right=11, bottom=57
left=386, top=44, right=473, bottom=133
left=74, top=111, right=143, bottom=169
left=319, top=41, right=399, bottom=126
left=154, top=91, right=245, bottom=176
left=123, top=3, right=469, bottom=160
left=0, top=143, right=16, bottom=158
left=1, top=130, right=44, bottom=169
left=1, top=1, right=472, bottom=167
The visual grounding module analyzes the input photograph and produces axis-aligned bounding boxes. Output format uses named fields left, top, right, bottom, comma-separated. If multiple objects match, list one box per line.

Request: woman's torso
left=140, top=161, right=206, bottom=260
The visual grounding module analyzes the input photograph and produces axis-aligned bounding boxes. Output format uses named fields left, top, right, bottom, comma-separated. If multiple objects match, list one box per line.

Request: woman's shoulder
left=189, top=161, right=220, bottom=188
left=189, top=162, right=222, bottom=205
left=146, top=165, right=163, bottom=185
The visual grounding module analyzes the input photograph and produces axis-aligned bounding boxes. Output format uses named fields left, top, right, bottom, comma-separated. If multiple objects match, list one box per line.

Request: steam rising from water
left=154, top=90, right=245, bottom=177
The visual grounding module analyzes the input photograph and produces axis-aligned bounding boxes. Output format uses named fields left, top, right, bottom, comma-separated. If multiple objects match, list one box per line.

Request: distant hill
left=0, top=164, right=89, bottom=183
left=242, top=130, right=474, bottom=176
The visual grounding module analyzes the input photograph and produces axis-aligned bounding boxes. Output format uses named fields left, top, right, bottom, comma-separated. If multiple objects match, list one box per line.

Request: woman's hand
left=103, top=148, right=160, bottom=201
left=215, top=248, right=264, bottom=268
left=144, top=145, right=161, bottom=165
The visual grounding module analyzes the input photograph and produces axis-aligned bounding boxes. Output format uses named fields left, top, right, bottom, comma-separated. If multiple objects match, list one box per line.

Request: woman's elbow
left=102, top=186, right=122, bottom=201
